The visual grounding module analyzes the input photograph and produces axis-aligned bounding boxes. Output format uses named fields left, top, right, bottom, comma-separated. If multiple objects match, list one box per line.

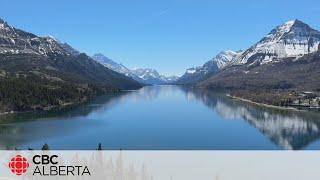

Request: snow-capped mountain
left=178, top=19, right=320, bottom=85
left=0, top=18, right=74, bottom=56
left=92, top=53, right=131, bottom=76
left=177, top=50, right=242, bottom=84
left=92, top=53, right=179, bottom=85
left=198, top=20, right=320, bottom=102
left=131, top=68, right=179, bottom=84
left=0, top=17, right=142, bottom=92
left=234, top=19, right=320, bottom=65
left=58, top=42, right=80, bottom=56
left=213, top=50, right=243, bottom=69
left=164, top=75, right=179, bottom=83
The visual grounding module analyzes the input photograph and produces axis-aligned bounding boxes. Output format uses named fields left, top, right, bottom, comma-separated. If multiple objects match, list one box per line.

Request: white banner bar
left=0, top=151, right=319, bottom=180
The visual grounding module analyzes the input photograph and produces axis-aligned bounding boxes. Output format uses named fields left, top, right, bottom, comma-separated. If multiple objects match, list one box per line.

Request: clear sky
left=1, top=0, right=320, bottom=76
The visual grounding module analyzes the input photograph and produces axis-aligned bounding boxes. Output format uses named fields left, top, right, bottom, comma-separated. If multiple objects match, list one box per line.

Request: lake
left=0, top=85, right=320, bottom=150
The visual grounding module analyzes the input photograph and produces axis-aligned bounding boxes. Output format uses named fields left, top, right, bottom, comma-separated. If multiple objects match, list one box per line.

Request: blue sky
left=1, top=0, right=320, bottom=76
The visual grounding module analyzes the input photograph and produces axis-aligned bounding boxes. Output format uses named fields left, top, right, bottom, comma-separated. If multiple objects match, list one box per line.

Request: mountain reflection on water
left=0, top=85, right=319, bottom=150
left=182, top=88, right=320, bottom=150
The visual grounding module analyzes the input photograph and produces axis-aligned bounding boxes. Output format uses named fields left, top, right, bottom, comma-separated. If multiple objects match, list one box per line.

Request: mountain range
left=181, top=19, right=320, bottom=106
left=233, top=20, right=320, bottom=66
left=178, top=20, right=320, bottom=85
left=92, top=53, right=179, bottom=85
left=176, top=50, right=242, bottom=84
left=1, top=17, right=320, bottom=111
left=0, top=17, right=142, bottom=112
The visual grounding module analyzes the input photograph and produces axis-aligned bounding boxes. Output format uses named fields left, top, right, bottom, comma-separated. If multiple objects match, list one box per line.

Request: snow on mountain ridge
left=129, top=68, right=179, bottom=84
left=186, top=68, right=198, bottom=74
left=176, top=50, right=242, bottom=84
left=0, top=18, right=77, bottom=56
left=234, top=19, right=320, bottom=65
left=213, top=50, right=242, bottom=69
left=92, top=53, right=131, bottom=75
left=92, top=53, right=178, bottom=84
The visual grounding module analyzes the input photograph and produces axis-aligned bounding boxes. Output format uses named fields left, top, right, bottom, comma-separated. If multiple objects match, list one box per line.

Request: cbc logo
left=8, top=155, right=29, bottom=176
left=8, top=155, right=58, bottom=176
left=33, top=155, right=58, bottom=164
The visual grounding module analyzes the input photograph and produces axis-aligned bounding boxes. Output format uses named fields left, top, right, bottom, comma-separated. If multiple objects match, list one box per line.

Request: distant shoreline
left=0, top=101, right=78, bottom=116
left=226, top=94, right=304, bottom=112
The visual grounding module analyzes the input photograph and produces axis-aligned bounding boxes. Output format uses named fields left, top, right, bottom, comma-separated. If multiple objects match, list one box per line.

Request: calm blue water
left=0, top=85, right=320, bottom=150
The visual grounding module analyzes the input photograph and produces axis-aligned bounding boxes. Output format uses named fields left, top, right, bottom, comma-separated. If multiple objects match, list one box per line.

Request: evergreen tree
left=97, top=143, right=102, bottom=150
left=42, top=143, right=49, bottom=150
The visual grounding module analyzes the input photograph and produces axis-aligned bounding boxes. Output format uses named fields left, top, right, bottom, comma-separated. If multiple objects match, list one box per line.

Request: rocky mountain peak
left=92, top=53, right=120, bottom=67
left=260, top=19, right=316, bottom=45
left=0, top=18, right=13, bottom=31
left=233, top=20, right=320, bottom=65
left=0, top=18, right=8, bottom=27
left=0, top=17, right=73, bottom=56
left=0, top=18, right=4, bottom=23
left=176, top=50, right=242, bottom=84
left=288, top=19, right=312, bottom=29
left=213, top=50, right=241, bottom=69
left=92, top=53, right=177, bottom=84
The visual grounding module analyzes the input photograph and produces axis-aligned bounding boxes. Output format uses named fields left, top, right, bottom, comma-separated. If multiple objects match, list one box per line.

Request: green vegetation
left=198, top=52, right=320, bottom=108
left=0, top=53, right=141, bottom=113
left=0, top=73, right=124, bottom=113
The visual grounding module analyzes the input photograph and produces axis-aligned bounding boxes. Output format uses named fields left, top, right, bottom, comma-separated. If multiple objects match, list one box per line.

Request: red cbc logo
left=8, top=155, right=29, bottom=176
